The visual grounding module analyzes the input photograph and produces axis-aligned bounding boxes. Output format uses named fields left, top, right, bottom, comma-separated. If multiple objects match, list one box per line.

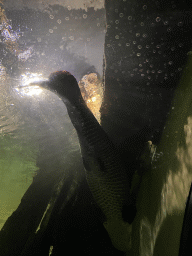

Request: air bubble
left=178, top=21, right=183, bottom=26
left=140, top=22, right=144, bottom=26
left=156, top=17, right=161, bottom=22
left=136, top=33, right=140, bottom=37
left=49, top=15, right=54, bottom=19
left=143, top=5, right=147, bottom=10
left=126, top=43, right=130, bottom=46
left=137, top=53, right=141, bottom=56
left=128, top=16, right=132, bottom=20
left=133, top=41, right=137, bottom=44
left=57, top=19, right=61, bottom=24
left=83, top=14, right=87, bottom=19
left=107, top=25, right=111, bottom=28
left=115, top=20, right=119, bottom=24
left=65, top=17, right=69, bottom=21
left=158, top=70, right=162, bottom=73
left=146, top=45, right=150, bottom=48
left=138, top=45, right=142, bottom=49
left=69, top=36, right=74, bottom=40
left=115, top=35, right=119, bottom=39
left=49, top=29, right=53, bottom=33
left=119, top=13, right=124, bottom=17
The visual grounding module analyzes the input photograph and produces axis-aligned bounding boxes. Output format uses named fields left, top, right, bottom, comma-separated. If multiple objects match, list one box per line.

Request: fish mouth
left=29, top=80, right=50, bottom=89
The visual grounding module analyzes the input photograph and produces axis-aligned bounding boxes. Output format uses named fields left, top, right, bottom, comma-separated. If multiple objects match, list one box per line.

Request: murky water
left=1, top=1, right=192, bottom=255
left=0, top=75, right=79, bottom=230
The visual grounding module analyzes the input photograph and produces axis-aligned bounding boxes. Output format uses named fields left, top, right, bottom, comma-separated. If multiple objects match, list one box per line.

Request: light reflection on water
left=140, top=116, right=192, bottom=256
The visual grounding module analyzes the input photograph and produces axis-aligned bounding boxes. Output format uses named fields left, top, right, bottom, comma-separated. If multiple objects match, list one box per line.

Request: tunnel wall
left=102, top=1, right=192, bottom=255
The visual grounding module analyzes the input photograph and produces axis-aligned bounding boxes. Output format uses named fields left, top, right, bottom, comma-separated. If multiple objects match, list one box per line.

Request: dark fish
left=37, top=70, right=133, bottom=251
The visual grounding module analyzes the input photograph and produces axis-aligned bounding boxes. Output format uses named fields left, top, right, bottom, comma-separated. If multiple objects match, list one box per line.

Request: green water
left=0, top=78, right=78, bottom=231
left=0, top=134, right=39, bottom=230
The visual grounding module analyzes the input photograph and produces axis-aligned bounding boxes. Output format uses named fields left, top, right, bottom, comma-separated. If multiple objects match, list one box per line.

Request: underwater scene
left=0, top=0, right=192, bottom=255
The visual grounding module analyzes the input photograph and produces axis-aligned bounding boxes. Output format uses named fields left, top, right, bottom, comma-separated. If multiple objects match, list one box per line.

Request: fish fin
left=103, top=219, right=132, bottom=252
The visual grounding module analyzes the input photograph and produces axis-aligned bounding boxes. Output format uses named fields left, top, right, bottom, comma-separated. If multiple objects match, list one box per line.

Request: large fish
left=37, top=70, right=134, bottom=252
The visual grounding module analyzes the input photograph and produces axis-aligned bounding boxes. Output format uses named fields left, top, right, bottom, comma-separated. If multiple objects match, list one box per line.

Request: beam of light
left=15, top=72, right=48, bottom=96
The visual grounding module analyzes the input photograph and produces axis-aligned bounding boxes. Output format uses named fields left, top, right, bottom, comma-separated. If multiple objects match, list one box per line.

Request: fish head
left=37, top=70, right=83, bottom=104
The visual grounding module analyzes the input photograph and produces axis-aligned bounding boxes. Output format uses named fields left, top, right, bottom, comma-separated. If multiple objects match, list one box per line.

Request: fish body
left=38, top=71, right=133, bottom=251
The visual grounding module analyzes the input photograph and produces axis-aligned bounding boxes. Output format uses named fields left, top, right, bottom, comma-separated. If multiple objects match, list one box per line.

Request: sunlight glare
left=16, top=72, right=48, bottom=96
